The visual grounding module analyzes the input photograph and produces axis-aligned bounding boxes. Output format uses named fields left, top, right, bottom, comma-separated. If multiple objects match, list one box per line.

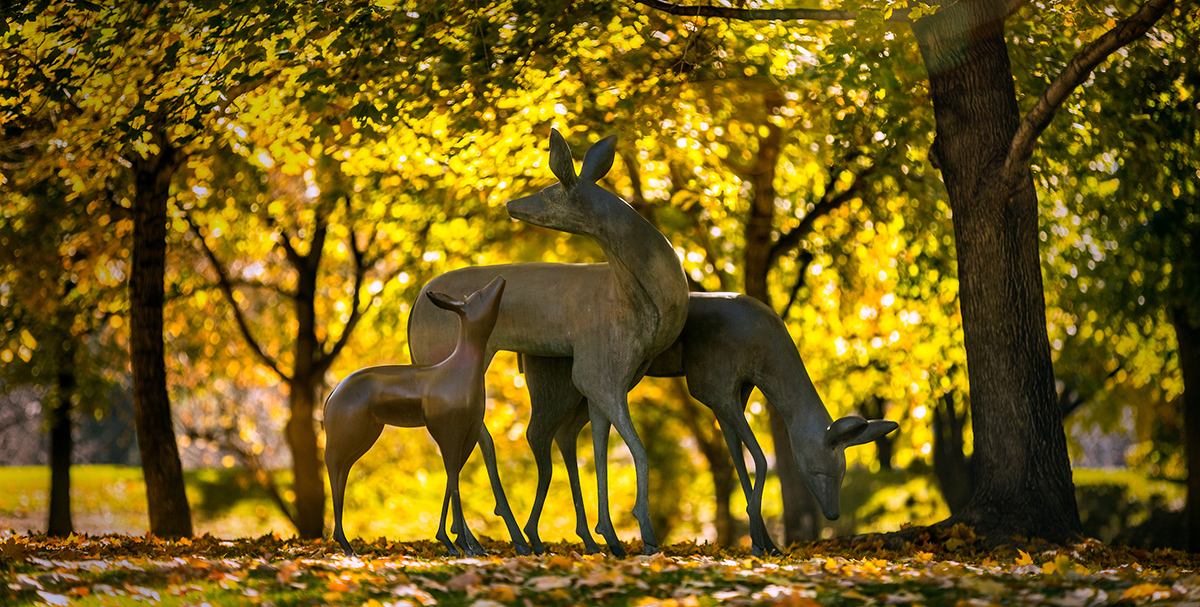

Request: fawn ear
left=843, top=419, right=899, bottom=447
left=579, top=134, right=616, bottom=183
left=426, top=290, right=465, bottom=313
left=548, top=129, right=578, bottom=191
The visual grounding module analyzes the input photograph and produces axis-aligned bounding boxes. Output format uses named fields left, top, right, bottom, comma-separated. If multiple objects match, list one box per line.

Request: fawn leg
left=522, top=355, right=582, bottom=554
left=435, top=479, right=460, bottom=557
left=554, top=401, right=602, bottom=554
left=587, top=404, right=625, bottom=557
left=477, top=426, right=532, bottom=556
left=324, top=402, right=384, bottom=557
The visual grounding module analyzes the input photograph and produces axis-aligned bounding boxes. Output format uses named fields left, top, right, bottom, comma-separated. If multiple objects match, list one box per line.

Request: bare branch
left=184, top=212, right=292, bottom=383
left=1004, top=0, right=1176, bottom=180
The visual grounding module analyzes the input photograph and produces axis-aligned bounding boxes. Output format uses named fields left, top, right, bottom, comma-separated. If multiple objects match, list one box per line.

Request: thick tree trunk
left=289, top=263, right=325, bottom=539
left=1174, top=306, right=1200, bottom=552
left=911, top=4, right=1081, bottom=543
left=47, top=328, right=75, bottom=537
left=129, top=139, right=193, bottom=538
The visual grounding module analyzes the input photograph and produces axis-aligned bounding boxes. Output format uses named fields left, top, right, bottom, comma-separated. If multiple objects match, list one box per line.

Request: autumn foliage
left=2, top=530, right=1199, bottom=606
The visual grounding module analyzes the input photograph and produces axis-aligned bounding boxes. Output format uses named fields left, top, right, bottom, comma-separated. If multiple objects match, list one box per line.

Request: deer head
left=792, top=416, right=899, bottom=520
left=426, top=275, right=507, bottom=338
left=506, top=129, right=622, bottom=235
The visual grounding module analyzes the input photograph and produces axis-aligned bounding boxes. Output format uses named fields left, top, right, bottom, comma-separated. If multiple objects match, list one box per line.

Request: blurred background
left=1, top=1, right=1194, bottom=551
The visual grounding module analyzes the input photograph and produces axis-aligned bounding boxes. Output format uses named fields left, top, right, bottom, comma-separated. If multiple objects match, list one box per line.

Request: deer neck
left=593, top=203, right=687, bottom=323
left=756, top=344, right=833, bottom=441
left=445, top=325, right=490, bottom=370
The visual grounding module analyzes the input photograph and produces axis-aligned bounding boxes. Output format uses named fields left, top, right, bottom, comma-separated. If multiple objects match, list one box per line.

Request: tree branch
left=768, top=152, right=882, bottom=264
left=631, top=0, right=870, bottom=22
left=184, top=212, right=292, bottom=383
left=1004, top=0, right=1176, bottom=180
left=182, top=427, right=299, bottom=530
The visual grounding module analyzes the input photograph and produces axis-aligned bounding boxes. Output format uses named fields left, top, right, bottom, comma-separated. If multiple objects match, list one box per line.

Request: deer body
left=324, top=276, right=531, bottom=557
left=408, top=131, right=689, bottom=556
left=522, top=292, right=898, bottom=556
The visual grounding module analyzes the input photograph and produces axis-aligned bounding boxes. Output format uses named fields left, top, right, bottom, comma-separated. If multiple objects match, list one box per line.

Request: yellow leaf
left=1121, top=583, right=1173, bottom=600
left=1015, top=549, right=1033, bottom=566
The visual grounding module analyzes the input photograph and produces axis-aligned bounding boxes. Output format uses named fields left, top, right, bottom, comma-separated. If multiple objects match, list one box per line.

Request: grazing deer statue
left=521, top=292, right=900, bottom=556
left=407, top=130, right=690, bottom=556
left=324, top=276, right=529, bottom=557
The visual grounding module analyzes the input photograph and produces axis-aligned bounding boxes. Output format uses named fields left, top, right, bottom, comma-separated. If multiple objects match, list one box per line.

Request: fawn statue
left=324, top=276, right=530, bottom=557
left=407, top=130, right=691, bottom=556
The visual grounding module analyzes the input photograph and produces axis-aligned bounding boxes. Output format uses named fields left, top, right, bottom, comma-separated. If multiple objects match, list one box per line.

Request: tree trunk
left=738, top=88, right=824, bottom=544
left=1174, top=306, right=1200, bottom=552
left=47, top=325, right=75, bottom=537
left=129, top=138, right=193, bottom=538
left=862, top=396, right=894, bottom=471
left=911, top=4, right=1081, bottom=543
left=931, top=391, right=974, bottom=514
left=288, top=261, right=325, bottom=539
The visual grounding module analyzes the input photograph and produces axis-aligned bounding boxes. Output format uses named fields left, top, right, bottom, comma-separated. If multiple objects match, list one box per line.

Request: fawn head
left=425, top=275, right=507, bottom=338
left=794, top=416, right=899, bottom=520
left=507, top=129, right=623, bottom=235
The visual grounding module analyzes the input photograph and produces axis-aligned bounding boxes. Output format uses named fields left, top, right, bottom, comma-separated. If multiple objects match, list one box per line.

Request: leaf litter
left=1, top=527, right=1198, bottom=606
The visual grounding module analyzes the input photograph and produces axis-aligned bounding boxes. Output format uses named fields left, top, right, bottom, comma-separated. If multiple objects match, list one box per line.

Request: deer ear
left=824, top=416, right=868, bottom=449
left=426, top=291, right=465, bottom=313
left=579, top=134, right=616, bottom=182
left=843, top=419, right=899, bottom=447
left=548, top=129, right=578, bottom=191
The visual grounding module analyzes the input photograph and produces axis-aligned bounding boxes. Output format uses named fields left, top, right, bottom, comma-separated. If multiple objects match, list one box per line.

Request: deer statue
left=323, top=276, right=530, bottom=557
left=520, top=292, right=900, bottom=556
left=407, top=130, right=691, bottom=556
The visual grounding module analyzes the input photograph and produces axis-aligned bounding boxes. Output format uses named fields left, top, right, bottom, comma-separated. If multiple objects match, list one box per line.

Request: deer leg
left=522, top=355, right=581, bottom=554
left=587, top=404, right=626, bottom=557
left=555, top=401, right=601, bottom=554
left=324, top=400, right=384, bottom=557
left=477, top=426, right=532, bottom=556
left=724, top=412, right=781, bottom=556
left=716, top=420, right=765, bottom=555
left=601, top=395, right=660, bottom=555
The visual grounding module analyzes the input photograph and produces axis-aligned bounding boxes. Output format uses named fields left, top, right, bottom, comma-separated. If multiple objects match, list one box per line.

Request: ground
left=2, top=528, right=1198, bottom=607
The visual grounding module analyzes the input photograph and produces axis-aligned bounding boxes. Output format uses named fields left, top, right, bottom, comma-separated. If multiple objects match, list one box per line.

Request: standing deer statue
left=407, top=130, right=690, bottom=556
left=522, top=292, right=899, bottom=556
left=324, top=276, right=530, bottom=557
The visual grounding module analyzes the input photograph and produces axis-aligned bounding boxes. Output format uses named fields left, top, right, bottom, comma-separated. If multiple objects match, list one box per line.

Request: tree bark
left=289, top=257, right=326, bottom=539
left=1173, top=306, right=1200, bottom=552
left=47, top=322, right=75, bottom=537
left=129, top=137, right=193, bottom=538
left=911, top=3, right=1081, bottom=543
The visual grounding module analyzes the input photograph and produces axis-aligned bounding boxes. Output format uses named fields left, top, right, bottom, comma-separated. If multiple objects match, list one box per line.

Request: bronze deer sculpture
left=407, top=130, right=690, bottom=556
left=522, top=292, right=899, bottom=556
left=324, top=276, right=529, bottom=557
